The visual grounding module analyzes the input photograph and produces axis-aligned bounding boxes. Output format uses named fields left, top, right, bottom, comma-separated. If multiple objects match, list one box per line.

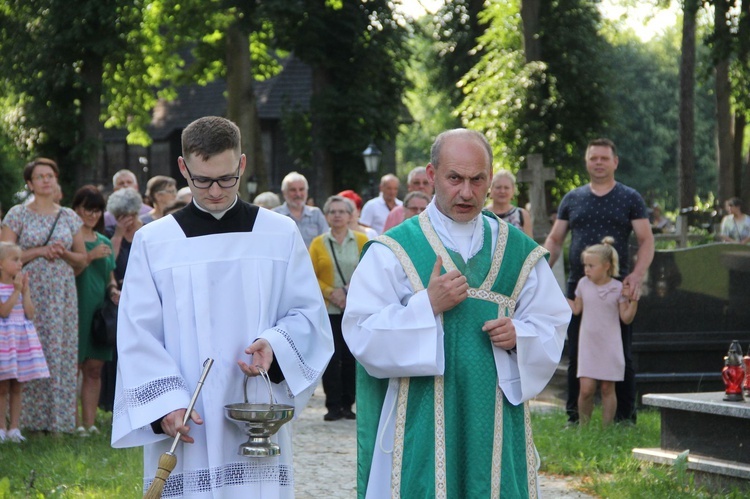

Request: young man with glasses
left=111, top=116, right=333, bottom=498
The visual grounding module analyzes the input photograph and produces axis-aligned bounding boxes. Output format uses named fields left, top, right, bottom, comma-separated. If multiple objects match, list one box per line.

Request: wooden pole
left=143, top=358, right=214, bottom=499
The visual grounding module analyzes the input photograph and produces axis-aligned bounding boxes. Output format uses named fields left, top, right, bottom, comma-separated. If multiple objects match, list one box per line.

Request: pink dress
left=575, top=276, right=626, bottom=381
left=0, top=283, right=49, bottom=382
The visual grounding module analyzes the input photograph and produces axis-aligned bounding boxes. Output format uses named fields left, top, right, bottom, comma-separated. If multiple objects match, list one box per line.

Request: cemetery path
left=293, top=369, right=595, bottom=499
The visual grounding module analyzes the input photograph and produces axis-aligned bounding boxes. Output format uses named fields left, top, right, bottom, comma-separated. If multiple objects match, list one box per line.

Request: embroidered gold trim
left=510, top=247, right=548, bottom=302
left=524, top=402, right=539, bottom=498
left=391, top=377, right=411, bottom=498
left=419, top=211, right=459, bottom=274
left=480, top=211, right=507, bottom=291
left=491, top=384, right=504, bottom=497
left=377, top=236, right=425, bottom=292
left=434, top=376, right=447, bottom=499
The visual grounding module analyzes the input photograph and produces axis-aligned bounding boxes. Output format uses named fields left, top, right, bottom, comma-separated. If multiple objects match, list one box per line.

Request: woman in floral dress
left=1, top=158, right=87, bottom=433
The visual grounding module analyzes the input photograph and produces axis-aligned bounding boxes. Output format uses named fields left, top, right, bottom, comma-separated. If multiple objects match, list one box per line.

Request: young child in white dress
left=0, top=242, right=49, bottom=443
left=569, top=237, right=638, bottom=427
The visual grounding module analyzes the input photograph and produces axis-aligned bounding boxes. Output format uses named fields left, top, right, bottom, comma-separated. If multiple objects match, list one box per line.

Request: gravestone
left=516, top=153, right=555, bottom=239
left=632, top=243, right=750, bottom=398
left=634, top=392, right=750, bottom=490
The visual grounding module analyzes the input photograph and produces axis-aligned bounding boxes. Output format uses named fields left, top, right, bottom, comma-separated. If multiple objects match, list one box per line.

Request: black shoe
left=324, top=409, right=343, bottom=421
left=341, top=408, right=356, bottom=420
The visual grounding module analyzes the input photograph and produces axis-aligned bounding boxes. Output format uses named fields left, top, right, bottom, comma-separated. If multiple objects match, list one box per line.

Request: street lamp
left=362, top=142, right=382, bottom=201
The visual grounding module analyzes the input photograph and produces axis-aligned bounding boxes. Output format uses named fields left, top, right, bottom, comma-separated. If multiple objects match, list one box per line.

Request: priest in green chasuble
left=342, top=129, right=570, bottom=498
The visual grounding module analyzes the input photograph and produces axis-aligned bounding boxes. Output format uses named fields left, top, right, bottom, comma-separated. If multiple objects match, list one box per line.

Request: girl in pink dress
left=0, top=242, right=49, bottom=442
left=569, top=237, right=638, bottom=427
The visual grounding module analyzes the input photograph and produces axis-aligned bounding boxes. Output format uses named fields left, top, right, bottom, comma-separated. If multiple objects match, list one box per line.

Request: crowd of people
left=1, top=115, right=748, bottom=497
left=0, top=160, right=195, bottom=441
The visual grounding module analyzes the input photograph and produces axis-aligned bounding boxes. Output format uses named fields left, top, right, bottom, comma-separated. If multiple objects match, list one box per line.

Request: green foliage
left=397, top=17, right=458, bottom=178
left=0, top=119, right=25, bottom=212
left=0, top=0, right=144, bottom=185
left=600, top=20, right=718, bottom=210
left=458, top=0, right=608, bottom=200
left=427, top=0, right=487, bottom=109
left=269, top=0, right=410, bottom=193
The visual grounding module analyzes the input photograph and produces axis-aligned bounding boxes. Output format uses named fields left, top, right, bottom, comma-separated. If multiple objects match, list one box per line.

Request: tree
left=599, top=12, right=718, bottom=208
left=459, top=0, right=608, bottom=200
left=712, top=0, right=734, bottom=203
left=0, top=0, right=143, bottom=192
left=269, top=0, right=410, bottom=197
left=679, top=0, right=699, bottom=209
left=397, top=17, right=457, bottom=176
left=429, top=0, right=487, bottom=113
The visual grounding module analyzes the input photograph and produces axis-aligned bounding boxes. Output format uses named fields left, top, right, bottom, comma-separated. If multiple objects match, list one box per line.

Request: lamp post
left=362, top=142, right=382, bottom=201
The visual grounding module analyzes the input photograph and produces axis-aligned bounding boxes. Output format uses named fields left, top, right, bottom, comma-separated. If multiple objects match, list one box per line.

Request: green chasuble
left=356, top=210, right=548, bottom=499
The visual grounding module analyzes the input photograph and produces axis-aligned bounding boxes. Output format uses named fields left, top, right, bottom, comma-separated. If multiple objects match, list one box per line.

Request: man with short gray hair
left=273, top=171, right=327, bottom=247
left=360, top=173, right=402, bottom=235
left=103, top=169, right=151, bottom=232
left=382, top=166, right=433, bottom=232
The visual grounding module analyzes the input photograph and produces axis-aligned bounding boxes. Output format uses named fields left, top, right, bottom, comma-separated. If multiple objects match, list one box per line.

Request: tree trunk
left=310, top=66, right=333, bottom=201
left=79, top=51, right=104, bottom=187
left=714, top=0, right=734, bottom=204
left=733, top=112, right=745, bottom=198
left=226, top=21, right=267, bottom=199
left=678, top=0, right=698, bottom=210
left=521, top=0, right=541, bottom=62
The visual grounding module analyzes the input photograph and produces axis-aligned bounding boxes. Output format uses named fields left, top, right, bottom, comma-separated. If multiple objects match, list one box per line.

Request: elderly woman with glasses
left=98, top=187, right=143, bottom=412
left=140, top=175, right=177, bottom=225
left=309, top=195, right=369, bottom=421
left=403, top=191, right=431, bottom=220
left=1, top=158, right=87, bottom=434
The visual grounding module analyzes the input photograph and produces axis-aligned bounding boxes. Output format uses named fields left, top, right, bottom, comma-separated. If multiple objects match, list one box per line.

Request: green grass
left=532, top=408, right=748, bottom=498
left=0, top=411, right=142, bottom=498
left=1, top=408, right=748, bottom=497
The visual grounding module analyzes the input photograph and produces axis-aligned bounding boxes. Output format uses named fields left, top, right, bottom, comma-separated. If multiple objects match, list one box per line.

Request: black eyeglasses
left=182, top=158, right=241, bottom=189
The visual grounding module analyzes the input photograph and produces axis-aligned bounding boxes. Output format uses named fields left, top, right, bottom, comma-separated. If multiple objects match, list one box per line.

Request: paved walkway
left=293, top=381, right=594, bottom=498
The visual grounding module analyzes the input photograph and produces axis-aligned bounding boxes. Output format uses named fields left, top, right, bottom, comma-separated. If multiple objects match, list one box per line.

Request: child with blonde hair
left=0, top=242, right=49, bottom=442
left=569, top=237, right=638, bottom=426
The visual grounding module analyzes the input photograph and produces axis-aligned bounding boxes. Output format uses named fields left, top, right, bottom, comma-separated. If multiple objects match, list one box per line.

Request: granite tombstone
left=632, top=243, right=750, bottom=398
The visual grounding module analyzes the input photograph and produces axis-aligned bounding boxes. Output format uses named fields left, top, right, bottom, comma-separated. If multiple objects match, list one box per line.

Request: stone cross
left=517, top=153, right=555, bottom=240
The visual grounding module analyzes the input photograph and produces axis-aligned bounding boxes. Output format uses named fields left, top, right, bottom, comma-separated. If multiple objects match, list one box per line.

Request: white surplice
left=342, top=202, right=570, bottom=499
left=112, top=206, right=333, bottom=498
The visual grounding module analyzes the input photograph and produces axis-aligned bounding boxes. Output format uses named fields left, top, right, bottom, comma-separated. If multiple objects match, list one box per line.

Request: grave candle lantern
left=722, top=340, right=745, bottom=402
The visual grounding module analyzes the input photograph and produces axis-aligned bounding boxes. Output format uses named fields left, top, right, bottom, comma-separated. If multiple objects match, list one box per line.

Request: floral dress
left=3, top=204, right=82, bottom=433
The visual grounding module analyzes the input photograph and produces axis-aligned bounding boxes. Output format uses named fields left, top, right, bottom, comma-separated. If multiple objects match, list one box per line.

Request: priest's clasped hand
left=427, top=255, right=469, bottom=315
left=482, top=317, right=517, bottom=351
left=238, top=338, right=274, bottom=377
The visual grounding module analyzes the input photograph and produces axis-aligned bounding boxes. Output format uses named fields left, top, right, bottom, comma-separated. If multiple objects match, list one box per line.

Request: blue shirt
left=272, top=203, right=328, bottom=248
left=558, top=182, right=648, bottom=283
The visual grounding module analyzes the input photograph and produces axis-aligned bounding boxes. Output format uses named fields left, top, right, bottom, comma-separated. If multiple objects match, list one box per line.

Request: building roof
left=103, top=55, right=312, bottom=142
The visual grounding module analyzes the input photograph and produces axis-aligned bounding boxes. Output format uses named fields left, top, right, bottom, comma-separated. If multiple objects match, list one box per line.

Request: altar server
left=112, top=116, right=333, bottom=498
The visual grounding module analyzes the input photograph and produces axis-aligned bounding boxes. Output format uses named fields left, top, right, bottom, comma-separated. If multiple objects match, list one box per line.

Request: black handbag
left=91, top=294, right=118, bottom=347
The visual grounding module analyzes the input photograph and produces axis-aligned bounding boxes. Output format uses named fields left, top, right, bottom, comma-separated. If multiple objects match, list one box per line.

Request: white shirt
left=360, top=194, right=403, bottom=235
